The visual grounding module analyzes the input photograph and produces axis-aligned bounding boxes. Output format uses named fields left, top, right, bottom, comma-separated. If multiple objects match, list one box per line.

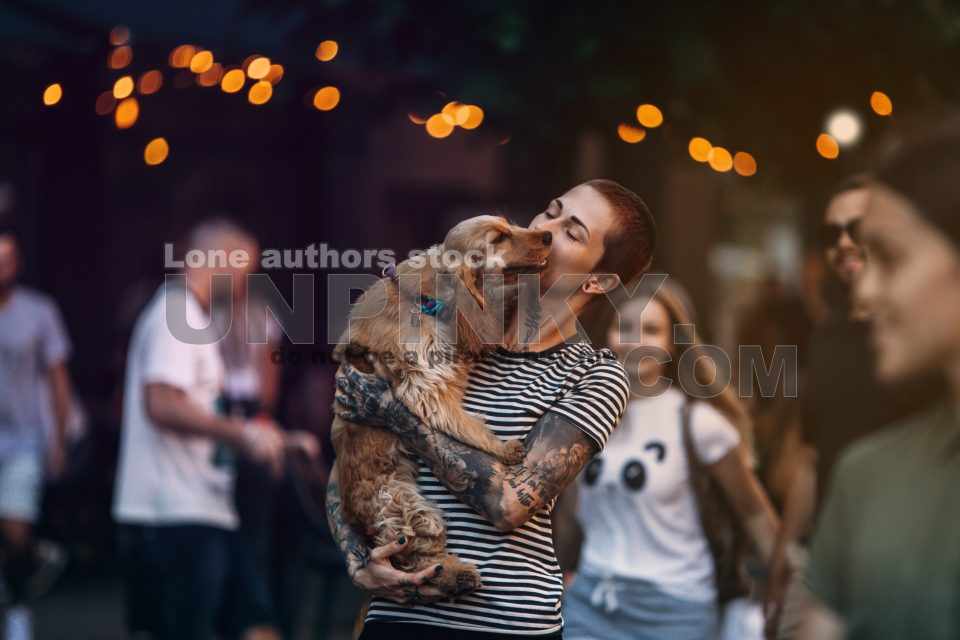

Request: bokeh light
left=138, top=70, right=163, bottom=95
left=826, top=109, right=862, bottom=146
left=220, top=69, right=246, bottom=94
left=408, top=113, right=427, bottom=125
left=816, top=133, right=840, bottom=159
left=108, top=46, right=133, bottom=70
left=617, top=124, right=646, bottom=143
left=708, top=146, right=733, bottom=172
left=196, top=63, right=224, bottom=87
left=733, top=151, right=757, bottom=176
left=870, top=91, right=893, bottom=116
left=265, top=64, right=284, bottom=85
left=312, top=86, right=341, bottom=111
left=316, top=40, right=339, bottom=62
left=426, top=114, right=454, bottom=138
left=43, top=83, right=62, bottom=106
left=460, top=105, right=484, bottom=130
left=109, top=25, right=130, bottom=46
left=636, top=104, right=663, bottom=128
left=115, top=97, right=139, bottom=129
left=247, top=57, right=271, bottom=80
left=248, top=81, right=273, bottom=105
left=441, top=102, right=468, bottom=125
left=189, top=50, right=214, bottom=74
left=95, top=91, right=116, bottom=115
left=169, top=45, right=196, bottom=68
left=113, top=76, right=134, bottom=99
left=688, top=137, right=712, bottom=162
left=144, top=138, right=169, bottom=166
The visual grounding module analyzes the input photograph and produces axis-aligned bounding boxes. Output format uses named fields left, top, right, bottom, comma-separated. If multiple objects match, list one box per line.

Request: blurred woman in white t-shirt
left=559, top=277, right=783, bottom=640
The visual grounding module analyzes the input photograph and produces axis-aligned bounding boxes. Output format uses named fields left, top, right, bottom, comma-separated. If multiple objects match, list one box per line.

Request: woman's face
left=608, top=297, right=672, bottom=381
left=528, top=184, right=617, bottom=293
left=855, top=184, right=960, bottom=383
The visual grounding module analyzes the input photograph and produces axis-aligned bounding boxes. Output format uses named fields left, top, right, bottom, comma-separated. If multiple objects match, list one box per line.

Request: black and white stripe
left=366, top=341, right=629, bottom=635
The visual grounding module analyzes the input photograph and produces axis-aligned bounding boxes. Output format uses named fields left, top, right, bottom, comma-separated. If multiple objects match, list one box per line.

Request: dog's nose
left=542, top=231, right=552, bottom=246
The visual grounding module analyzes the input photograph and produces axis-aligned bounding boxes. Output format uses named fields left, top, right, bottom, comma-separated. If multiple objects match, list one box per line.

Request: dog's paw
left=501, top=439, right=526, bottom=465
left=452, top=564, right=482, bottom=596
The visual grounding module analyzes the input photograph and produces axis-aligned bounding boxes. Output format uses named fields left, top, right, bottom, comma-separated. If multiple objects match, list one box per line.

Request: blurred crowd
left=1, top=114, right=959, bottom=640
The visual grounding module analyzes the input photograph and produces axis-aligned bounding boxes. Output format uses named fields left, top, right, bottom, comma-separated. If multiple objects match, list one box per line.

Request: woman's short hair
left=585, top=179, right=657, bottom=287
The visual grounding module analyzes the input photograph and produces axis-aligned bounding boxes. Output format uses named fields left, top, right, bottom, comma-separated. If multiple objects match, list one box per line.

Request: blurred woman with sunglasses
left=799, top=117, right=960, bottom=640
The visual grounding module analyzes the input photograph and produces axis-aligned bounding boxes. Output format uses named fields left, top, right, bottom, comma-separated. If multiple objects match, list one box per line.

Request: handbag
left=680, top=399, right=751, bottom=604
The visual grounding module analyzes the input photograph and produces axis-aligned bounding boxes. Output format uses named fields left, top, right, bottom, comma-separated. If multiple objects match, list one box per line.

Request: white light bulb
left=826, top=109, right=863, bottom=146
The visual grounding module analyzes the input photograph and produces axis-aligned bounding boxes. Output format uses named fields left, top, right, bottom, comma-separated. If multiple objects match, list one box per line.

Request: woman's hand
left=334, top=358, right=403, bottom=429
left=350, top=536, right=448, bottom=605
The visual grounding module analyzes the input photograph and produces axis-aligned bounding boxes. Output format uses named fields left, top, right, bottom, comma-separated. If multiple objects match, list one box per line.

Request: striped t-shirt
left=366, top=341, right=630, bottom=635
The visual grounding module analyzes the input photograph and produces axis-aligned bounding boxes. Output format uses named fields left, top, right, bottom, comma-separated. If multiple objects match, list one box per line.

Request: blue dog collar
left=419, top=295, right=445, bottom=316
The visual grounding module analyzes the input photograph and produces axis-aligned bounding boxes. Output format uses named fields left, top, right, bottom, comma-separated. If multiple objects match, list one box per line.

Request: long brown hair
left=601, top=276, right=752, bottom=442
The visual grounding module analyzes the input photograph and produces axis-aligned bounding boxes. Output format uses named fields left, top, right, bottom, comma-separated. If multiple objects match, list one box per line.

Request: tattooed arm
left=335, top=362, right=597, bottom=531
left=326, top=461, right=446, bottom=603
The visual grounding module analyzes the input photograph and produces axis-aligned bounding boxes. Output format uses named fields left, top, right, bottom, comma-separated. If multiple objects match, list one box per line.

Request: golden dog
left=332, top=215, right=552, bottom=598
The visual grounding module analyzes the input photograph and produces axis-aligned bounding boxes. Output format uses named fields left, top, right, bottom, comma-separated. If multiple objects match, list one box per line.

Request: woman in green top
left=799, top=118, right=960, bottom=639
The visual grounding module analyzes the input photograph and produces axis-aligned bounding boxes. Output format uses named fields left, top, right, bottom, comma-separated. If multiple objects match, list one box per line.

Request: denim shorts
left=563, top=572, right=718, bottom=640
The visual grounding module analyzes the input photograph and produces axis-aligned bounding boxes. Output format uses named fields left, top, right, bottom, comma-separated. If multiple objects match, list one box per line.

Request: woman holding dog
left=557, top=277, right=782, bottom=640
left=328, top=179, right=655, bottom=639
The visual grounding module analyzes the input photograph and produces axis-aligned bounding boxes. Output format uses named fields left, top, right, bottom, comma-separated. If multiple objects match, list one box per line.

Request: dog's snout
left=541, top=231, right=552, bottom=246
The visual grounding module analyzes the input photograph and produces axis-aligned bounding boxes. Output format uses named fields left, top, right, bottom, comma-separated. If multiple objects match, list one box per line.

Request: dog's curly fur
left=331, top=215, right=552, bottom=599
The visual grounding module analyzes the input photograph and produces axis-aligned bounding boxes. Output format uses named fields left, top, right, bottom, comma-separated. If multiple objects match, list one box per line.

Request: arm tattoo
left=325, top=466, right=370, bottom=578
left=390, top=404, right=597, bottom=530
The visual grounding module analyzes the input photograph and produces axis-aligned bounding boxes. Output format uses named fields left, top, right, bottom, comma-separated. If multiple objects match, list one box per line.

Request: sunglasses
left=819, top=219, right=862, bottom=247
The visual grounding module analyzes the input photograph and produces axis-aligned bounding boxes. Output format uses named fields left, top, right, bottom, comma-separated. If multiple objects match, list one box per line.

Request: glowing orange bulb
left=115, top=97, right=139, bottom=129
left=312, top=86, right=341, bottom=111
left=43, top=83, right=62, bottom=106
left=688, top=137, right=712, bottom=162
left=248, top=81, right=273, bottom=105
left=816, top=133, right=839, bottom=159
left=426, top=114, right=454, bottom=138
left=708, top=147, right=733, bottom=172
left=636, top=104, right=663, bottom=128
left=189, top=50, right=214, bottom=74
left=221, top=69, right=246, bottom=94
left=617, top=124, right=646, bottom=143
left=870, top=91, right=893, bottom=116
left=113, top=75, right=134, bottom=99
left=144, top=137, right=169, bottom=166
left=733, top=152, right=757, bottom=177
left=316, top=40, right=339, bottom=62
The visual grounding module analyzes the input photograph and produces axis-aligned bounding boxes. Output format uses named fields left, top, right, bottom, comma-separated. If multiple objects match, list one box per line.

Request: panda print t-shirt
left=575, top=386, right=740, bottom=603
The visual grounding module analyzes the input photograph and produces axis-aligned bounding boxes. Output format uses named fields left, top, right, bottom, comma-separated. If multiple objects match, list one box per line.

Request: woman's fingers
left=371, top=357, right=393, bottom=383
left=411, top=562, right=445, bottom=586
left=369, top=535, right=411, bottom=562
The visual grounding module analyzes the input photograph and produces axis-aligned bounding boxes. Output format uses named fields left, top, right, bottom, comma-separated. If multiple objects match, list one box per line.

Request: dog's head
left=392, top=215, right=551, bottom=356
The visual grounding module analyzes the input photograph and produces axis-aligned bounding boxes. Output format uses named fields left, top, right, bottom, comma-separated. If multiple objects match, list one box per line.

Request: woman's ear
left=582, top=273, right=620, bottom=296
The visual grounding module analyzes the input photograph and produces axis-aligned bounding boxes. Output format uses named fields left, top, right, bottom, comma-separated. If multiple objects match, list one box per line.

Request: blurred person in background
left=556, top=277, right=783, bottom=640
left=765, top=176, right=938, bottom=637
left=112, top=219, right=314, bottom=640
left=799, top=118, right=960, bottom=639
left=213, top=227, right=318, bottom=640
left=0, top=229, right=72, bottom=640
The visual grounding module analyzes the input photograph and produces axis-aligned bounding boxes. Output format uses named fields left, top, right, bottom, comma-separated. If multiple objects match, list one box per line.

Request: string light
left=316, top=41, right=339, bottom=62
left=144, top=137, right=169, bottom=165
left=189, top=50, right=214, bottom=74
left=708, top=147, right=733, bottom=172
left=733, top=152, right=757, bottom=176
left=617, top=124, right=646, bottom=143
left=816, top=133, right=840, bottom=159
left=43, top=83, right=62, bottom=106
left=221, top=69, right=245, bottom=94
left=115, top=97, right=139, bottom=129
left=636, top=104, right=663, bottom=128
left=113, top=76, right=134, bottom=99
left=248, top=81, right=273, bottom=105
left=247, top=57, right=271, bottom=80
left=312, top=87, right=341, bottom=111
left=426, top=114, right=454, bottom=138
left=688, top=137, right=712, bottom=162
left=870, top=91, right=893, bottom=116
left=138, top=70, right=163, bottom=95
